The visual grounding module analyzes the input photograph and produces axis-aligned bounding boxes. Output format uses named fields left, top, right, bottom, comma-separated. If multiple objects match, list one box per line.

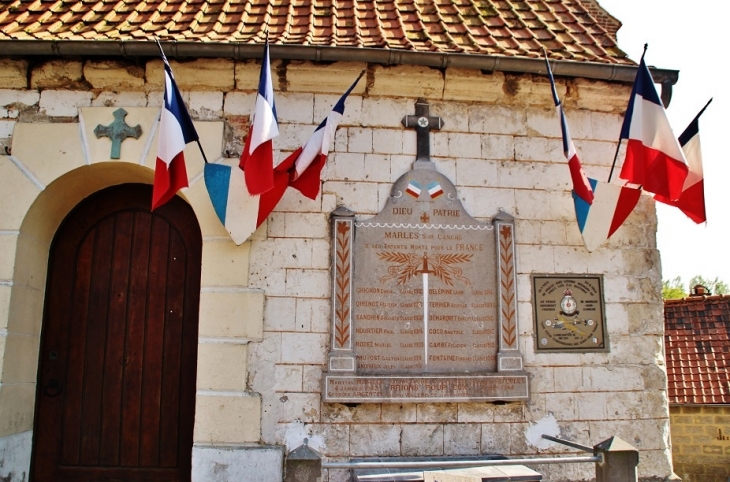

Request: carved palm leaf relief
left=377, top=252, right=421, bottom=285
left=431, top=254, right=472, bottom=286
left=334, top=221, right=352, bottom=348
left=499, top=225, right=517, bottom=348
left=377, top=252, right=473, bottom=286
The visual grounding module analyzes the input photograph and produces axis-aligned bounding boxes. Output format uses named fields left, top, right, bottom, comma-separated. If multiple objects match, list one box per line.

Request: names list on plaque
left=352, top=207, right=497, bottom=374
left=325, top=167, right=528, bottom=403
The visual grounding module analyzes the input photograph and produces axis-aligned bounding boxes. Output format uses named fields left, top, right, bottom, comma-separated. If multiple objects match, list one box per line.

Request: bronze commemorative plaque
left=532, top=275, right=608, bottom=352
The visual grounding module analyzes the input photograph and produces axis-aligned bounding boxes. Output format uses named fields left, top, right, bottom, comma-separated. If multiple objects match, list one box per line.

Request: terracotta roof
left=664, top=295, right=730, bottom=405
left=0, top=0, right=631, bottom=64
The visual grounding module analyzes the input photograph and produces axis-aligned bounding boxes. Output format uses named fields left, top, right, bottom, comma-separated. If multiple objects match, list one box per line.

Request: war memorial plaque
left=324, top=166, right=528, bottom=403
left=532, top=275, right=608, bottom=352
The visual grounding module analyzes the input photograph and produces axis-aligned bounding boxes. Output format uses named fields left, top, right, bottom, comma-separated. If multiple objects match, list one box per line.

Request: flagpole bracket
left=660, top=81, right=673, bottom=108
left=413, top=160, right=436, bottom=170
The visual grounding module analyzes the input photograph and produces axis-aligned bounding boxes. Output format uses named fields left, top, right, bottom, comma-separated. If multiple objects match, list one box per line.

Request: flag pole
left=541, top=47, right=560, bottom=106
left=194, top=139, right=210, bottom=164
left=608, top=43, right=649, bottom=183
left=345, top=70, right=367, bottom=98
left=354, top=69, right=366, bottom=86
left=606, top=141, right=623, bottom=183
left=153, top=37, right=209, bottom=164
left=692, top=98, right=713, bottom=122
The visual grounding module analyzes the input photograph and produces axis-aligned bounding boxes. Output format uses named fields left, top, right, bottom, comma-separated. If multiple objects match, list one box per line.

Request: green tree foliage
left=662, top=276, right=687, bottom=299
left=661, top=275, right=729, bottom=299
left=688, top=275, right=729, bottom=295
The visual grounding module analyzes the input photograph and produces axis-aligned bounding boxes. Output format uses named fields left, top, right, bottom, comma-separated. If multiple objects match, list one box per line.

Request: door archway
left=31, top=184, right=201, bottom=482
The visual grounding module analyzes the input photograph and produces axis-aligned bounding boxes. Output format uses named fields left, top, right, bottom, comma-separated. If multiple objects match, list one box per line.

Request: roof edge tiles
left=664, top=293, right=730, bottom=305
left=664, top=294, right=730, bottom=405
left=578, top=0, right=621, bottom=39
left=669, top=403, right=730, bottom=407
left=0, top=39, right=679, bottom=86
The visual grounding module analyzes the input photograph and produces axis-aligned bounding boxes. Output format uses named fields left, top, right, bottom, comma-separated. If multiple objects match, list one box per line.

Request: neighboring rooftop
left=664, top=291, right=730, bottom=405
left=0, top=0, right=631, bottom=64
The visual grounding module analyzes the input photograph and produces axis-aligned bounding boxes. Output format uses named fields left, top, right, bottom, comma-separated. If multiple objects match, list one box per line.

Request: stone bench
left=350, top=456, right=542, bottom=482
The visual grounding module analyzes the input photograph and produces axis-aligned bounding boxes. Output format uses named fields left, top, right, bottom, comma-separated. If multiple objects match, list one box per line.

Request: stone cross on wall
left=401, top=98, right=444, bottom=163
left=94, top=108, right=143, bottom=159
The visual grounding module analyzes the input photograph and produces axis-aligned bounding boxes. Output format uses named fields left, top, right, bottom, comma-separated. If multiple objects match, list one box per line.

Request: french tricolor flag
left=204, top=161, right=261, bottom=245
left=573, top=179, right=642, bottom=252
left=281, top=71, right=364, bottom=200
left=406, top=181, right=422, bottom=198
left=255, top=72, right=364, bottom=228
left=427, top=182, right=443, bottom=199
left=618, top=55, right=688, bottom=201
left=544, top=54, right=594, bottom=205
left=239, top=39, right=279, bottom=196
left=152, top=58, right=199, bottom=211
left=544, top=51, right=639, bottom=252
left=654, top=99, right=711, bottom=224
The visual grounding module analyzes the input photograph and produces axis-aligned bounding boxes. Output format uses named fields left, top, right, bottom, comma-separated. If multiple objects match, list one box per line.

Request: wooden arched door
left=31, top=184, right=202, bottom=482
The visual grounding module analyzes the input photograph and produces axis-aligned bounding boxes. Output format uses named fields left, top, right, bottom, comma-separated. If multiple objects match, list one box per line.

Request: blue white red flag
left=618, top=56, right=688, bottom=201
left=152, top=59, right=199, bottom=210
left=406, top=181, right=422, bottom=198
left=573, top=178, right=642, bottom=252
left=544, top=52, right=636, bottom=251
left=544, top=54, right=594, bottom=204
left=204, top=161, right=261, bottom=245
left=654, top=99, right=711, bottom=224
left=255, top=72, right=364, bottom=228
left=239, top=39, right=279, bottom=196
left=427, top=182, right=443, bottom=199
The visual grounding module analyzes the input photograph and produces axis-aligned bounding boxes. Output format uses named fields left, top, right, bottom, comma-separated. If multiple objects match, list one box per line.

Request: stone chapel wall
left=0, top=57, right=672, bottom=482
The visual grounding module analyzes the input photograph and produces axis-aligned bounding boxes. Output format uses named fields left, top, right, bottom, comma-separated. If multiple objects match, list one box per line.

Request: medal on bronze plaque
left=531, top=275, right=608, bottom=352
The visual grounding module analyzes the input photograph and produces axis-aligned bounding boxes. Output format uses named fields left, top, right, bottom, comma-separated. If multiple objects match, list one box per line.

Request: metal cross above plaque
left=324, top=166, right=528, bottom=403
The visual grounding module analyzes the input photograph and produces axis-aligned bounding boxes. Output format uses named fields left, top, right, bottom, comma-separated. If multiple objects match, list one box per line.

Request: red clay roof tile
left=664, top=295, right=730, bottom=405
left=0, top=0, right=631, bottom=64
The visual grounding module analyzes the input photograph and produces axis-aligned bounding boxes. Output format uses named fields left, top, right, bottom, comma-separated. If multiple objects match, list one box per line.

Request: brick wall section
left=0, top=57, right=673, bottom=482
left=670, top=405, right=730, bottom=482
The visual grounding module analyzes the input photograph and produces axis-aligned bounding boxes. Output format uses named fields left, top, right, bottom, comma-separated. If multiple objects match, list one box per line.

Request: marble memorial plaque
left=352, top=179, right=496, bottom=374
left=325, top=166, right=528, bottom=402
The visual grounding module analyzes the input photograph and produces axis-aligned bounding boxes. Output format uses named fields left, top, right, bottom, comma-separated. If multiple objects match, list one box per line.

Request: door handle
left=43, top=379, right=63, bottom=397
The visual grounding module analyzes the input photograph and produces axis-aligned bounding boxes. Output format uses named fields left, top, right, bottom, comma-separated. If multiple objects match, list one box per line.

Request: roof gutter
left=0, top=39, right=679, bottom=104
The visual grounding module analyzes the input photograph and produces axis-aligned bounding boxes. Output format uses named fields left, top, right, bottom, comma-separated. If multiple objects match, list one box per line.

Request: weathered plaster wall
left=0, top=57, right=671, bottom=482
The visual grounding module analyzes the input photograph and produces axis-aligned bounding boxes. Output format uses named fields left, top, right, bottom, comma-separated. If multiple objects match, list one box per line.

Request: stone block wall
left=670, top=405, right=730, bottom=482
left=249, top=79, right=671, bottom=482
left=0, top=56, right=673, bottom=482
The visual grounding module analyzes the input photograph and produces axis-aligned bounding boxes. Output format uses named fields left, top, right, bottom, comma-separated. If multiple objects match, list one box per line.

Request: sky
left=597, top=0, right=729, bottom=288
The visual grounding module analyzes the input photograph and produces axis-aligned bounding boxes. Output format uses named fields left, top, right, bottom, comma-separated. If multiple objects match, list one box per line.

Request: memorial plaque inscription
left=324, top=166, right=528, bottom=403
left=353, top=188, right=497, bottom=374
left=532, top=275, right=608, bottom=352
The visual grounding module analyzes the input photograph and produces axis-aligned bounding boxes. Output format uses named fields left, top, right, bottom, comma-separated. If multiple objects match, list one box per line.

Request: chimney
left=692, top=285, right=710, bottom=296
